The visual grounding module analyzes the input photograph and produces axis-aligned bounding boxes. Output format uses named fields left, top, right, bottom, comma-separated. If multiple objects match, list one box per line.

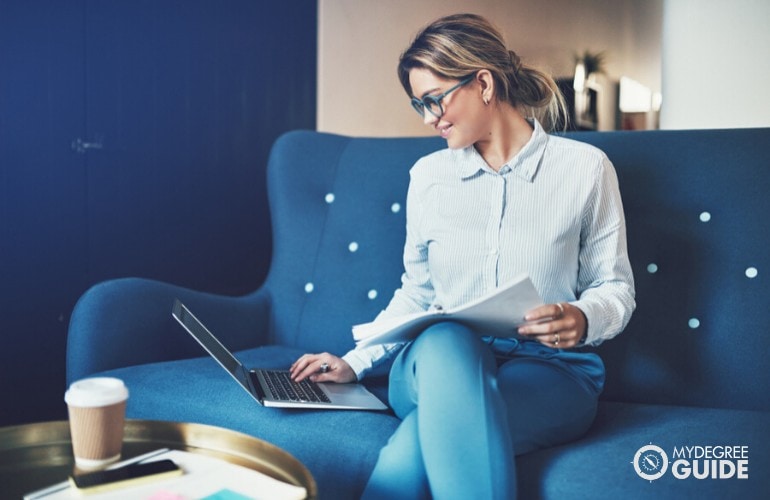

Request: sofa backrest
left=578, top=128, right=769, bottom=412
left=262, top=128, right=770, bottom=412
left=262, top=131, right=442, bottom=354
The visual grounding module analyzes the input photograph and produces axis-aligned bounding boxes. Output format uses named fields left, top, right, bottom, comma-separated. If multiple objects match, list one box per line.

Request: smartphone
left=69, top=459, right=183, bottom=494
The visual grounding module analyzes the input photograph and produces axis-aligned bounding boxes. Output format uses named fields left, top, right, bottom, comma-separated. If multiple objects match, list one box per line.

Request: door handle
left=71, top=137, right=104, bottom=154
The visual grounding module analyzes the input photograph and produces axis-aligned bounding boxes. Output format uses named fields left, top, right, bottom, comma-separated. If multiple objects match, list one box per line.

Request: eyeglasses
left=410, top=75, right=475, bottom=119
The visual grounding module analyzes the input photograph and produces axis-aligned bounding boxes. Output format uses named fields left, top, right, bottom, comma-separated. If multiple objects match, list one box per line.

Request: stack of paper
left=353, top=273, right=544, bottom=347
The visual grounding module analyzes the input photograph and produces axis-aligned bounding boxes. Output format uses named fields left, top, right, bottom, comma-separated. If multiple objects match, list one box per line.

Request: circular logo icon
left=633, top=444, right=669, bottom=481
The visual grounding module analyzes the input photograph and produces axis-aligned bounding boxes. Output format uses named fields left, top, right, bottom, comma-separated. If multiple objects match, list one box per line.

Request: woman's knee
left=412, top=321, right=485, bottom=357
left=389, top=322, right=497, bottom=412
left=407, top=322, right=496, bottom=380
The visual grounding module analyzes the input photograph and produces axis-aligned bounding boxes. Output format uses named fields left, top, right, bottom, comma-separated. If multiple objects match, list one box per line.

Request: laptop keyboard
left=261, top=370, right=331, bottom=403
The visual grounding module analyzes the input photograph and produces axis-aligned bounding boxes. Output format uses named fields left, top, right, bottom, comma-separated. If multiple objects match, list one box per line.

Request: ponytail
left=508, top=51, right=569, bottom=131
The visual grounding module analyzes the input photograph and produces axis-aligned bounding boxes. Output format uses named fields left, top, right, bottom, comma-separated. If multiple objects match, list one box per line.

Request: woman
left=291, top=13, right=635, bottom=499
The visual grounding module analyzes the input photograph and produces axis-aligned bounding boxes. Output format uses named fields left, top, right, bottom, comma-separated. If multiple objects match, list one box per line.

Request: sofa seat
left=518, top=401, right=769, bottom=499
left=99, top=350, right=770, bottom=499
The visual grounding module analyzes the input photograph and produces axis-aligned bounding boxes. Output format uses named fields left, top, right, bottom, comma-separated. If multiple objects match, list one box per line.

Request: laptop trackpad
left=321, top=383, right=387, bottom=408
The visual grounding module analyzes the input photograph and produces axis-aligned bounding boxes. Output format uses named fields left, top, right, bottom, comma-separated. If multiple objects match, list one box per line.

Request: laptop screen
left=172, top=301, right=242, bottom=378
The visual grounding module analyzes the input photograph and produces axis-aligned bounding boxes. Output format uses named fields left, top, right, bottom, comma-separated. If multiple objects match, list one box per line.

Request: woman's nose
left=423, top=112, right=438, bottom=126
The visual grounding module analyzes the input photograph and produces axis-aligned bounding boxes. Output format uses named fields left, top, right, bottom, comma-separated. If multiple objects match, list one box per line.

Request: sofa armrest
left=67, top=277, right=271, bottom=384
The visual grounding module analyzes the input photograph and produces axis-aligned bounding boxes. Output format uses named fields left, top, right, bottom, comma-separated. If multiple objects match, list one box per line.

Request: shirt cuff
left=342, top=349, right=374, bottom=381
left=342, top=343, right=403, bottom=381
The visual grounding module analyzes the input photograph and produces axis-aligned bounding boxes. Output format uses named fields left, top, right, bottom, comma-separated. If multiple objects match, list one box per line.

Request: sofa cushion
left=517, top=401, right=770, bottom=499
left=98, top=345, right=398, bottom=499
left=97, top=349, right=770, bottom=499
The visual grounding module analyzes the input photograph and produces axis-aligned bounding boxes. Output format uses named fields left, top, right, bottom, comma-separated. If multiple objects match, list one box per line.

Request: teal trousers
left=362, top=322, right=605, bottom=500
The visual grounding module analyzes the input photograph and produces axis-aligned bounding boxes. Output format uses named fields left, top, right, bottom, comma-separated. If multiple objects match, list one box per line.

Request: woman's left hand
left=517, top=302, right=587, bottom=349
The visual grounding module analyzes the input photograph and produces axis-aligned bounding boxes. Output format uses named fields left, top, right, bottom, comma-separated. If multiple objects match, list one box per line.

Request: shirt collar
left=457, top=118, right=548, bottom=182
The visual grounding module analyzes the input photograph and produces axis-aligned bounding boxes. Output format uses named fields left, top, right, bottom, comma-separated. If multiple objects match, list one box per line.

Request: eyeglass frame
left=410, top=74, right=476, bottom=118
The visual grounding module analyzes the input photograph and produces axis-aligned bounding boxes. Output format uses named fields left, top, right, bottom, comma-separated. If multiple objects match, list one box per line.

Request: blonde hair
left=398, top=13, right=568, bottom=132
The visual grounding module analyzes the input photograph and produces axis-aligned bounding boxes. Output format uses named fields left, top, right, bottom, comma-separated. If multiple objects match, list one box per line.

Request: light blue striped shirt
left=343, top=119, right=635, bottom=379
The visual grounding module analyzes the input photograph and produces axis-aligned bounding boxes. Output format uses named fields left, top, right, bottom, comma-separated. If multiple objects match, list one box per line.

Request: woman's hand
left=290, top=352, right=357, bottom=384
left=517, top=302, right=587, bottom=349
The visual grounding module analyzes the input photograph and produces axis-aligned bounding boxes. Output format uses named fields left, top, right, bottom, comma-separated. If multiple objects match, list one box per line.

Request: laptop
left=172, top=300, right=388, bottom=410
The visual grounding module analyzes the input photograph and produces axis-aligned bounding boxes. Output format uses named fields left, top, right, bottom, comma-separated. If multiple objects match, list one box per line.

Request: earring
left=483, top=96, right=490, bottom=105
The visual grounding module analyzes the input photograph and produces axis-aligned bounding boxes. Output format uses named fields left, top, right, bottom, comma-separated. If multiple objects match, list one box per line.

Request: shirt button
left=489, top=248, right=498, bottom=255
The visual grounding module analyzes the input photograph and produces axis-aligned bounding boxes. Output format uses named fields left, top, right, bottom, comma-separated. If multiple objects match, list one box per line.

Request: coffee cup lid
left=65, top=377, right=129, bottom=407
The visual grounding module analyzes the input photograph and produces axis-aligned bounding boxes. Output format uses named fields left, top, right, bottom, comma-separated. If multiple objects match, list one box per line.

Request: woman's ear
left=475, top=69, right=495, bottom=105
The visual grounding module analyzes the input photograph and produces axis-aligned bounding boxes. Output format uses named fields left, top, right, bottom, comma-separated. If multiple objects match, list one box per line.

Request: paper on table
left=30, top=449, right=307, bottom=500
left=352, top=273, right=545, bottom=348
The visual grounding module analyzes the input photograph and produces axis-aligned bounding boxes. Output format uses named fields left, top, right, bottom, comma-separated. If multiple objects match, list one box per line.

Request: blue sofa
left=67, top=128, right=770, bottom=499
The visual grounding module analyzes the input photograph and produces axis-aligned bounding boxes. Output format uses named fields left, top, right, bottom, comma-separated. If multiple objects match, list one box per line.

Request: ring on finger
left=553, top=333, right=560, bottom=346
left=320, top=362, right=330, bottom=373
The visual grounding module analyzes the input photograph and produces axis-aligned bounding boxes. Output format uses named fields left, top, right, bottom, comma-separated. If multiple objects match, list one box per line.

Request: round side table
left=0, top=419, right=316, bottom=498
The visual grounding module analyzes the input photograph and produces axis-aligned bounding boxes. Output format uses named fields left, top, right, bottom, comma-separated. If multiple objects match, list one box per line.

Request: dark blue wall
left=0, top=0, right=317, bottom=425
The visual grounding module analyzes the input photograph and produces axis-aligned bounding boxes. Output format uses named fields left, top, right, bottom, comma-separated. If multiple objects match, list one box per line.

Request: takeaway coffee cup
left=64, top=377, right=129, bottom=470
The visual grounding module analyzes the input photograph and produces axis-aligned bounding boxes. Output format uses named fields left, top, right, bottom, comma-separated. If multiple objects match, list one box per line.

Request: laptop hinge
left=248, top=369, right=268, bottom=401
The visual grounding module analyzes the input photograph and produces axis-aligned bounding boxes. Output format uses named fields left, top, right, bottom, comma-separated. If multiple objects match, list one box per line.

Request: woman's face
left=408, top=68, right=487, bottom=150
